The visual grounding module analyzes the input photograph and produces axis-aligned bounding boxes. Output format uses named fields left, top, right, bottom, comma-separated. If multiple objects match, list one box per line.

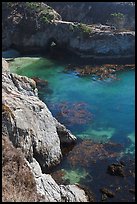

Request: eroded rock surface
left=47, top=2, right=135, bottom=30
left=2, top=135, right=43, bottom=202
left=27, top=158, right=89, bottom=202
left=2, top=58, right=9, bottom=72
left=2, top=2, right=135, bottom=58
left=2, top=134, right=89, bottom=202
left=2, top=62, right=90, bottom=202
left=2, top=71, right=76, bottom=169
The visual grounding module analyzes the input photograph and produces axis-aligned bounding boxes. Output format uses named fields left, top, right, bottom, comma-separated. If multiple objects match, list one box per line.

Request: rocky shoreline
left=2, top=2, right=135, bottom=59
left=2, top=58, right=92, bottom=202
left=2, top=2, right=135, bottom=202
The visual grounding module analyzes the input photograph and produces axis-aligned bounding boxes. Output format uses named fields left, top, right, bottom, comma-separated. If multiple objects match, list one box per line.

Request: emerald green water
left=10, top=57, right=135, bottom=156
left=10, top=57, right=135, bottom=201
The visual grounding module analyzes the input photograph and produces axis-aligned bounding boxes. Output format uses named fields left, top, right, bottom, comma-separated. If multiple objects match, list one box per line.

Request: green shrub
left=110, top=12, right=126, bottom=30
left=77, top=23, right=92, bottom=34
left=7, top=2, right=57, bottom=24
left=110, top=12, right=125, bottom=19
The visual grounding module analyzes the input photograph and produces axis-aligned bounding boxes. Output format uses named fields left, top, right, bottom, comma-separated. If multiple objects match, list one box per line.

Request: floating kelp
left=100, top=187, right=115, bottom=198
left=67, top=140, right=122, bottom=168
left=64, top=64, right=135, bottom=80
left=32, top=77, right=48, bottom=86
left=49, top=101, right=92, bottom=126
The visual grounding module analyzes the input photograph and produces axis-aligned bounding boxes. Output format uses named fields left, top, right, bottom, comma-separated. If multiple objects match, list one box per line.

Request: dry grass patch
left=2, top=136, right=44, bottom=202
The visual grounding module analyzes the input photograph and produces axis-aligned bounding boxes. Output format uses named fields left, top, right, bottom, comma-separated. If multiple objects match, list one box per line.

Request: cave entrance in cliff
left=47, top=38, right=58, bottom=51
left=47, top=38, right=64, bottom=59
left=47, top=38, right=73, bottom=60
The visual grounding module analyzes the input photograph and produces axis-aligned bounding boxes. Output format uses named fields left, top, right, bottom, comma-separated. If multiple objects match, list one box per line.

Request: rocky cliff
left=2, top=58, right=90, bottom=202
left=47, top=2, right=135, bottom=30
left=2, top=66, right=76, bottom=169
left=2, top=2, right=135, bottom=59
left=2, top=134, right=89, bottom=202
left=2, top=2, right=135, bottom=201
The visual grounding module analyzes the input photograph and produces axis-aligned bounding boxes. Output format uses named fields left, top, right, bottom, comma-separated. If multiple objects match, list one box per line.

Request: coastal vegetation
left=109, top=12, right=126, bottom=30
left=3, top=2, right=61, bottom=28
left=2, top=2, right=135, bottom=202
left=77, top=23, right=93, bottom=34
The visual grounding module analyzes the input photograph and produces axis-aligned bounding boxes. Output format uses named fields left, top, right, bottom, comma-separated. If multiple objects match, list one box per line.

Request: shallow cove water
left=10, top=57, right=135, bottom=202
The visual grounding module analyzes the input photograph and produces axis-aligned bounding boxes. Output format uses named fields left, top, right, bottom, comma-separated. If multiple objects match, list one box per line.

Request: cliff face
left=47, top=2, right=135, bottom=30
left=2, top=2, right=61, bottom=51
left=2, top=136, right=43, bottom=202
left=2, top=2, right=135, bottom=201
left=2, top=2, right=135, bottom=59
left=2, top=58, right=9, bottom=72
left=2, top=59, right=90, bottom=202
left=2, top=70, right=76, bottom=168
left=2, top=134, right=89, bottom=202
left=27, top=158, right=90, bottom=202
left=2, top=133, right=88, bottom=202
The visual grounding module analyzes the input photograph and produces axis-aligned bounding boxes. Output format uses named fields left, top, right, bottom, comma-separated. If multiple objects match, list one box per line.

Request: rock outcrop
left=2, top=58, right=9, bottom=72
left=2, top=2, right=135, bottom=59
left=2, top=133, right=89, bottom=202
left=2, top=70, right=76, bottom=169
left=47, top=2, right=135, bottom=30
left=2, top=61, right=90, bottom=202
left=27, top=158, right=89, bottom=202
left=2, top=135, right=43, bottom=202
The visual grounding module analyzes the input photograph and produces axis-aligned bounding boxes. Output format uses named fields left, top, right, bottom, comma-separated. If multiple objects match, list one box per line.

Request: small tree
left=109, top=12, right=126, bottom=30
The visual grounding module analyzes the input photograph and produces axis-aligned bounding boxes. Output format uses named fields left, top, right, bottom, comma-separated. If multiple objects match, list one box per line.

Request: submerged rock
left=61, top=168, right=88, bottom=185
left=107, top=163, right=125, bottom=177
left=129, top=188, right=135, bottom=194
left=100, top=187, right=115, bottom=198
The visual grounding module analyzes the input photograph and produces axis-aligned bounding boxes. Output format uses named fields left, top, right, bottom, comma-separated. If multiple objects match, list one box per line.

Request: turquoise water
left=10, top=57, right=135, bottom=201
left=10, top=57, right=135, bottom=156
